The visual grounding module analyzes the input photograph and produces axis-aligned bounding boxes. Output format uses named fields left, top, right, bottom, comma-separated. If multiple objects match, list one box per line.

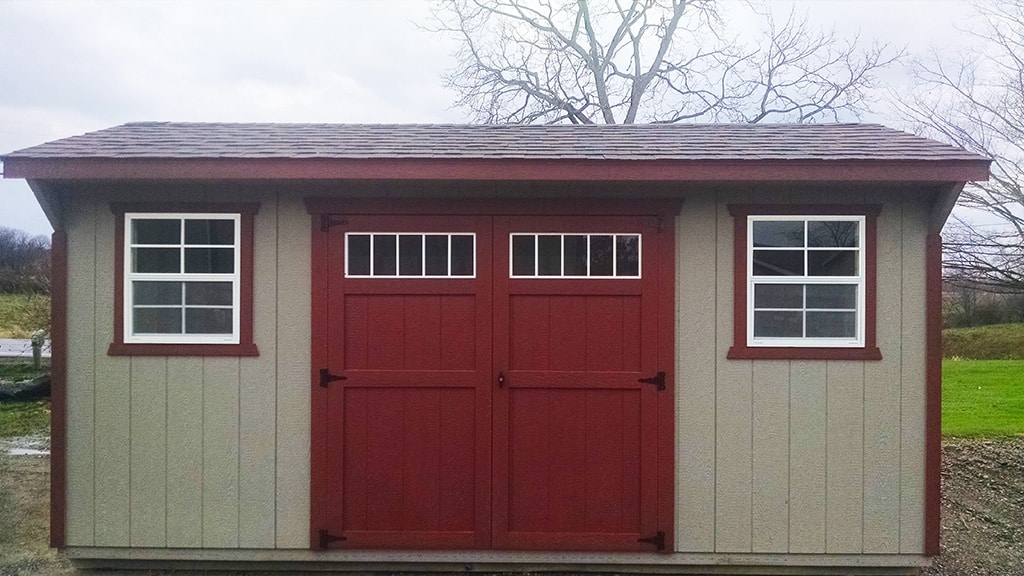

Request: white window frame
left=123, top=212, right=242, bottom=345
left=747, top=215, right=866, bottom=348
left=344, top=232, right=477, bottom=278
left=509, top=233, right=642, bottom=279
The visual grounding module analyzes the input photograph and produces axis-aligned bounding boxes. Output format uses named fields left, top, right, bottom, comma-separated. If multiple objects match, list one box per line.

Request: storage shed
left=2, top=123, right=990, bottom=575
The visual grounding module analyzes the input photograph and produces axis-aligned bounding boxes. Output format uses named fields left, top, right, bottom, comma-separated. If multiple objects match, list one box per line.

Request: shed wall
left=674, top=187, right=928, bottom=555
left=62, top=182, right=928, bottom=557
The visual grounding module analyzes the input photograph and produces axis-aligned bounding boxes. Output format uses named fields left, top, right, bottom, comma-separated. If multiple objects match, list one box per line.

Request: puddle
left=9, top=447, right=49, bottom=456
left=1, top=434, right=50, bottom=456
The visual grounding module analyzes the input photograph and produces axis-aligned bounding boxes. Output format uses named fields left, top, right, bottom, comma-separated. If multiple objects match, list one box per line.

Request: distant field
left=0, top=294, right=50, bottom=339
left=944, top=323, right=1024, bottom=360
left=943, top=359, right=1024, bottom=437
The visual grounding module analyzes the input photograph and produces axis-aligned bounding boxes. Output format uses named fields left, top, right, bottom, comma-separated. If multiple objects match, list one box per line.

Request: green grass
left=943, top=359, right=1024, bottom=437
left=0, top=361, right=49, bottom=383
left=944, top=323, right=1024, bottom=360
left=0, top=294, right=50, bottom=339
left=0, top=401, right=50, bottom=438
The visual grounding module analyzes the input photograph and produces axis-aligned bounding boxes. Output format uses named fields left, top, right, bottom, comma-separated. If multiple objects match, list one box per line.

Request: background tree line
left=0, top=226, right=50, bottom=295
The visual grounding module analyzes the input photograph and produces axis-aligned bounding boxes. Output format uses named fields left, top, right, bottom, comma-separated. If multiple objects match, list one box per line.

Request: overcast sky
left=0, top=0, right=979, bottom=236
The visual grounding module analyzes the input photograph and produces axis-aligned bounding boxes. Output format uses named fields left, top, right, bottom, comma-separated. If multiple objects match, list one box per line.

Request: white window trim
left=123, top=212, right=242, bottom=345
left=509, top=233, right=642, bottom=279
left=344, top=232, right=477, bottom=278
left=747, top=215, right=866, bottom=348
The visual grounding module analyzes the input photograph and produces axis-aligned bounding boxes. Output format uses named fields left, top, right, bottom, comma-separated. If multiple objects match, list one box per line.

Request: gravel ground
left=925, top=437, right=1024, bottom=576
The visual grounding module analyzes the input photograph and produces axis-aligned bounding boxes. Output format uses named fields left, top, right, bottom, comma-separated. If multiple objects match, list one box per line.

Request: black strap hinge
left=320, top=214, right=347, bottom=232
left=319, top=528, right=346, bottom=549
left=637, top=371, right=666, bottom=390
left=320, top=368, right=347, bottom=388
left=637, top=530, right=665, bottom=551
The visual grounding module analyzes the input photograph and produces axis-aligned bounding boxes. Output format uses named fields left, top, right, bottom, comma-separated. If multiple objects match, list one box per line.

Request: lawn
left=0, top=293, right=51, bottom=339
left=944, top=323, right=1024, bottom=360
left=943, top=359, right=1024, bottom=437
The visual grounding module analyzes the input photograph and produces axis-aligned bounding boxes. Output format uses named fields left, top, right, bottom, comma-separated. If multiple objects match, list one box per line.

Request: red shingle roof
left=2, top=122, right=987, bottom=162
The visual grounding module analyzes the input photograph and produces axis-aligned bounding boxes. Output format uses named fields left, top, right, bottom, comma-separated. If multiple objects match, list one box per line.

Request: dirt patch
left=925, top=437, right=1024, bottom=576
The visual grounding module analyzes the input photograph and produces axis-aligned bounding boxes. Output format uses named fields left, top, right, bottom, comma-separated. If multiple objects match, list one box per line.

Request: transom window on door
left=125, top=213, right=241, bottom=343
left=748, top=215, right=865, bottom=347
left=345, top=233, right=476, bottom=277
left=510, top=233, right=641, bottom=278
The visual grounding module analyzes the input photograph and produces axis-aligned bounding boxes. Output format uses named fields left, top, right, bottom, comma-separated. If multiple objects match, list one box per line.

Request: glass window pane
left=616, top=235, right=640, bottom=276
left=347, top=234, right=370, bottom=275
left=399, top=235, right=423, bottom=276
left=806, top=311, right=857, bottom=338
left=754, top=284, right=803, bottom=309
left=133, top=281, right=182, bottom=305
left=185, top=219, right=235, bottom=245
left=372, top=235, right=397, bottom=276
left=808, top=221, right=858, bottom=248
left=590, top=235, right=614, bottom=276
left=185, top=308, right=233, bottom=334
left=132, top=219, right=180, bottom=245
left=563, top=235, right=588, bottom=276
left=425, top=235, right=449, bottom=276
left=537, top=235, right=561, bottom=276
left=450, top=235, right=474, bottom=276
left=752, top=250, right=804, bottom=276
left=512, top=235, right=535, bottom=276
left=184, top=248, right=235, bottom=273
left=753, top=311, right=803, bottom=338
left=133, top=308, right=182, bottom=334
left=808, top=250, right=857, bottom=276
left=753, top=221, right=803, bottom=247
left=185, top=282, right=233, bottom=306
left=133, top=248, right=180, bottom=273
left=806, top=284, right=857, bottom=309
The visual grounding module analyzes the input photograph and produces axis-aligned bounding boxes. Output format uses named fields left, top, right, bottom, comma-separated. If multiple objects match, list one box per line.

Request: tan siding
left=788, top=361, right=827, bottom=553
left=674, top=193, right=717, bottom=553
left=129, top=357, right=167, bottom=546
left=863, top=194, right=902, bottom=553
left=825, top=360, right=864, bottom=553
left=275, top=194, right=312, bottom=548
left=202, top=357, right=241, bottom=548
left=93, top=198, right=132, bottom=547
left=65, top=193, right=97, bottom=546
left=900, top=199, right=928, bottom=554
left=165, top=357, right=204, bottom=548
left=238, top=193, right=278, bottom=548
left=714, top=196, right=753, bottom=553
left=751, top=361, right=789, bottom=553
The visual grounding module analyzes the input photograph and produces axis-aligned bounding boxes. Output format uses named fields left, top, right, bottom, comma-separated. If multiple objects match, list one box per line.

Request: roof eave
left=2, top=156, right=991, bottom=183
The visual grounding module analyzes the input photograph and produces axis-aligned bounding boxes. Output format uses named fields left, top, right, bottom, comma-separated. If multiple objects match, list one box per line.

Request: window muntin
left=510, top=233, right=641, bottom=278
left=748, top=216, right=865, bottom=347
left=345, top=233, right=476, bottom=277
left=125, top=213, right=241, bottom=344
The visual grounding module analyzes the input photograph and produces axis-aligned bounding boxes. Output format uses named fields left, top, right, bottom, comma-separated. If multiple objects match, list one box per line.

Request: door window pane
left=425, top=235, right=449, bottom=276
left=347, top=234, right=371, bottom=275
left=450, top=235, right=474, bottom=276
left=589, top=235, right=614, bottom=276
left=616, top=235, right=640, bottom=277
left=512, top=235, right=535, bottom=276
left=537, top=235, right=562, bottom=276
left=563, top=235, right=588, bottom=276
left=399, top=235, right=423, bottom=276
left=373, top=235, right=397, bottom=276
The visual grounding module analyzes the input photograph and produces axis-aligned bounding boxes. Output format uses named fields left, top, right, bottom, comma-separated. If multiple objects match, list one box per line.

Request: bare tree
left=0, top=227, right=50, bottom=294
left=432, top=0, right=901, bottom=124
left=897, top=0, right=1024, bottom=293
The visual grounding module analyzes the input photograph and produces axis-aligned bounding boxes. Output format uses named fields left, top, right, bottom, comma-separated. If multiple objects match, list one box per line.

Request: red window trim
left=727, top=204, right=882, bottom=361
left=107, top=202, right=260, bottom=357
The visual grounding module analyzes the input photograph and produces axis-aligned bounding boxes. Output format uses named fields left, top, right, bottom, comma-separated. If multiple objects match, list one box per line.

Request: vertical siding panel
left=92, top=199, right=131, bottom=547
left=752, top=361, right=789, bottom=553
left=789, top=361, right=826, bottom=553
left=825, top=360, right=864, bottom=553
left=900, top=199, right=928, bottom=553
left=276, top=194, right=312, bottom=548
left=714, top=196, right=752, bottom=553
left=165, top=357, right=204, bottom=548
left=675, top=194, right=716, bottom=552
left=202, top=357, right=240, bottom=548
left=129, top=357, right=167, bottom=546
left=863, top=196, right=902, bottom=553
left=65, top=194, right=96, bottom=546
left=239, top=194, right=278, bottom=548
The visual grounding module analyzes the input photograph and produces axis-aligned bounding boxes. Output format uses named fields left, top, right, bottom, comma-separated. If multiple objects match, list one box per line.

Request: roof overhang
left=2, top=156, right=991, bottom=183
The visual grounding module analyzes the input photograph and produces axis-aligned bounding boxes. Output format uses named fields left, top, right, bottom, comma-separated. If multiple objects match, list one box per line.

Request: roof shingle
left=1, top=122, right=987, bottom=162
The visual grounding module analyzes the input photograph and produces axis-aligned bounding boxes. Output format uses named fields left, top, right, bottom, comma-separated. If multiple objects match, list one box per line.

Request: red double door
left=313, top=209, right=673, bottom=552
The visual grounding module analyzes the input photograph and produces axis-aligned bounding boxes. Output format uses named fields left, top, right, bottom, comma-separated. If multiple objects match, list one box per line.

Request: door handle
left=497, top=371, right=506, bottom=388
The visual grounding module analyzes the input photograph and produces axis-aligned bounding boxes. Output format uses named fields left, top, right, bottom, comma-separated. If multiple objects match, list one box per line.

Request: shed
left=1, top=123, right=990, bottom=575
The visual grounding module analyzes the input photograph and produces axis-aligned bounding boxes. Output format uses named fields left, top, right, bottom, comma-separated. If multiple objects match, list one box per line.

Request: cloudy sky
left=0, top=0, right=979, bottom=236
